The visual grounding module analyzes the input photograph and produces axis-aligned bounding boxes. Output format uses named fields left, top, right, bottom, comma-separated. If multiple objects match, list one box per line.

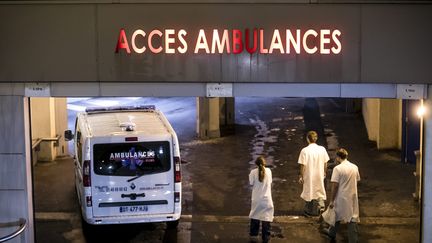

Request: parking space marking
left=36, top=212, right=78, bottom=221
left=35, top=212, right=418, bottom=226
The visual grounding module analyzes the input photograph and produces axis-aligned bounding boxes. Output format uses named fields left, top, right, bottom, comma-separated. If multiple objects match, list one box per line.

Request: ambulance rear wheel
left=81, top=216, right=93, bottom=237
left=167, top=219, right=179, bottom=229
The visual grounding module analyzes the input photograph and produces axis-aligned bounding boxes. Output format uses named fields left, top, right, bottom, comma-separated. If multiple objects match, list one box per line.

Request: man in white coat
left=328, top=148, right=360, bottom=242
left=298, top=131, right=330, bottom=216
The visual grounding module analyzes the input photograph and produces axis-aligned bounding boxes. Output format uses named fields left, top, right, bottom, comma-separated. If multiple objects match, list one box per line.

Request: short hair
left=307, top=131, right=318, bottom=143
left=336, top=148, right=348, bottom=160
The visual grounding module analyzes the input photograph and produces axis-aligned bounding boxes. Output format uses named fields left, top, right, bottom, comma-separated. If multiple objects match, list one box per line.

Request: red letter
left=286, top=29, right=301, bottom=54
left=331, top=30, right=342, bottom=54
left=211, top=29, right=231, bottom=54
left=303, top=29, right=318, bottom=54
left=320, top=29, right=331, bottom=54
left=148, top=30, right=163, bottom=54
left=115, top=28, right=130, bottom=54
left=131, top=29, right=146, bottom=54
left=259, top=29, right=268, bottom=54
left=269, top=29, right=285, bottom=54
left=194, top=29, right=210, bottom=54
left=245, top=29, right=258, bottom=54
left=232, top=29, right=243, bottom=54
left=177, top=29, right=188, bottom=54
left=147, top=30, right=162, bottom=54
left=165, top=29, right=176, bottom=54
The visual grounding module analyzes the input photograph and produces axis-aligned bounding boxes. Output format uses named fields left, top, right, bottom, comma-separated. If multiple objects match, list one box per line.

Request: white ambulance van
left=64, top=105, right=181, bottom=228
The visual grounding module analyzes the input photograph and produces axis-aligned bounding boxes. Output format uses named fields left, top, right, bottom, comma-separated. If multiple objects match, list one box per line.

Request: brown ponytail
left=255, top=156, right=266, bottom=182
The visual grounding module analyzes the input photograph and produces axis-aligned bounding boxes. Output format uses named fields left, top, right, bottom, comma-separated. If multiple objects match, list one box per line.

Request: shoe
left=249, top=235, right=259, bottom=243
left=321, top=227, right=336, bottom=241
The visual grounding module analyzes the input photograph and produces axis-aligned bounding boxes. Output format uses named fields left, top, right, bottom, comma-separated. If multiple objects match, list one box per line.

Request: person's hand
left=298, top=176, right=303, bottom=184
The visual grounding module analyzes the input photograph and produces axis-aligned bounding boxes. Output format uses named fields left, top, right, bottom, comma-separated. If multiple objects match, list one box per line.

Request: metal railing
left=32, top=135, right=62, bottom=150
left=31, top=135, right=62, bottom=165
left=0, top=218, right=27, bottom=243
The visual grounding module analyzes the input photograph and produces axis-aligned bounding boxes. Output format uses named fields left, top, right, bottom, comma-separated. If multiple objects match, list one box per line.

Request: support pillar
left=362, top=98, right=402, bottom=149
left=219, top=97, right=235, bottom=135
left=30, top=98, right=68, bottom=162
left=196, top=97, right=220, bottom=139
left=54, top=98, right=69, bottom=157
left=422, top=85, right=432, bottom=243
left=378, top=99, right=401, bottom=149
left=0, top=96, right=34, bottom=243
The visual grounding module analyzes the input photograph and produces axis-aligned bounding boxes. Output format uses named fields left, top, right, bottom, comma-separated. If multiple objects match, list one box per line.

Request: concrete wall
left=0, top=96, right=34, bottom=243
left=30, top=98, right=56, bottom=161
left=363, top=98, right=379, bottom=142
left=55, top=98, right=69, bottom=157
left=423, top=85, right=432, bottom=243
left=362, top=98, right=402, bottom=149
left=196, top=97, right=221, bottom=139
left=219, top=97, right=235, bottom=127
left=30, top=97, right=68, bottom=162
left=0, top=4, right=431, bottom=83
left=378, top=99, right=401, bottom=149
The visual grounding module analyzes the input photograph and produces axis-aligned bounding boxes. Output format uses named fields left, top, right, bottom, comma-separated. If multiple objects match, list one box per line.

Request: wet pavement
left=34, top=97, right=420, bottom=242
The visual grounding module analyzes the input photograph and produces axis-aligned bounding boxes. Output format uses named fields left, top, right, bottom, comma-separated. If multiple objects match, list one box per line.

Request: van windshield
left=93, top=141, right=171, bottom=176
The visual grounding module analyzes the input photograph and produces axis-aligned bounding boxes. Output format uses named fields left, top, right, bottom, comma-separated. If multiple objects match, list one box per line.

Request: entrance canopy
left=0, top=2, right=431, bottom=86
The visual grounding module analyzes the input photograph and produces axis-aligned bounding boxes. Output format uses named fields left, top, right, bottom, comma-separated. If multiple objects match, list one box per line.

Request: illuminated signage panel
left=115, top=28, right=342, bottom=55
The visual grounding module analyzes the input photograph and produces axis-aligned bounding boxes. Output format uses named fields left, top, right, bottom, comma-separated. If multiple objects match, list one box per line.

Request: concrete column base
left=220, top=97, right=235, bottom=136
left=196, top=97, right=221, bottom=139
left=207, top=129, right=221, bottom=138
left=196, top=97, right=236, bottom=139
left=362, top=98, right=402, bottom=150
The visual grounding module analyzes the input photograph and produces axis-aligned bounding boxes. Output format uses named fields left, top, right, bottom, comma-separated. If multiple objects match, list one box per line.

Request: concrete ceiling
left=0, top=0, right=431, bottom=4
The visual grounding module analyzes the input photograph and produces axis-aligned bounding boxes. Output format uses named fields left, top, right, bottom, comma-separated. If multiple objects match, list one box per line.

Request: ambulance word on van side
left=64, top=105, right=182, bottom=228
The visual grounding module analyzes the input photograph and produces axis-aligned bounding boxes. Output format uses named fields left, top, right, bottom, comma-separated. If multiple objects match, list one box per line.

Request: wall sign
left=206, top=83, right=233, bottom=97
left=396, top=84, right=426, bottom=99
left=115, top=28, right=342, bottom=55
left=24, top=83, right=51, bottom=97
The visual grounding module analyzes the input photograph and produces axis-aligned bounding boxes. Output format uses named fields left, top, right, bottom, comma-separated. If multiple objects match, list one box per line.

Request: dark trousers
left=250, top=219, right=271, bottom=242
left=329, top=221, right=359, bottom=243
left=304, top=199, right=325, bottom=216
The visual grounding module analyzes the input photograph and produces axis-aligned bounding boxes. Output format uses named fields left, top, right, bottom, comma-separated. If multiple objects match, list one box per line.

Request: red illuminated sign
left=115, top=28, right=342, bottom=55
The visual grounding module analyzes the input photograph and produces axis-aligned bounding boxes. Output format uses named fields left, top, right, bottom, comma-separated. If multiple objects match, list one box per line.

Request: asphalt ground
left=33, top=97, right=420, bottom=242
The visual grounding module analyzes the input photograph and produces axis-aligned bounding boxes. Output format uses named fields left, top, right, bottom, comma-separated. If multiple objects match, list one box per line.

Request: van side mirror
left=64, top=130, right=74, bottom=141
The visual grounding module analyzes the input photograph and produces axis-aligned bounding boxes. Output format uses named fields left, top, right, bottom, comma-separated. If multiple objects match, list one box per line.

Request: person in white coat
left=327, top=148, right=360, bottom=242
left=298, top=131, right=330, bottom=216
left=249, top=156, right=274, bottom=243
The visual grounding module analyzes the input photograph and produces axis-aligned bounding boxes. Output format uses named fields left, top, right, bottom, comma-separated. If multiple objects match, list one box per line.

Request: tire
left=81, top=216, right=93, bottom=238
left=166, top=219, right=179, bottom=229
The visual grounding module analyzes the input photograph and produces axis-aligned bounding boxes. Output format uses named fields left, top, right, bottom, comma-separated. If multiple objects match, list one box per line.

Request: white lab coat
left=331, top=160, right=361, bottom=223
left=249, top=167, right=274, bottom=222
left=298, top=143, right=330, bottom=201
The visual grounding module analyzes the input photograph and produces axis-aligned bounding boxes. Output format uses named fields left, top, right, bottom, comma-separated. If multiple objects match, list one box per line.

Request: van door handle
left=121, top=193, right=145, bottom=200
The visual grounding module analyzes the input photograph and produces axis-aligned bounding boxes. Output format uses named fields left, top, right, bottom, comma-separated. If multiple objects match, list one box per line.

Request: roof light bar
left=86, top=105, right=156, bottom=114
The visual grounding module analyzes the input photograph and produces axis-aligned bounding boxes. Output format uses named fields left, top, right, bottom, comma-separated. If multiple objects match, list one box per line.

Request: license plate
left=119, top=205, right=148, bottom=213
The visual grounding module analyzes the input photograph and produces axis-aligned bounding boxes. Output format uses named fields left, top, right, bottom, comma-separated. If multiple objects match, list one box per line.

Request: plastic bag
left=321, top=207, right=336, bottom=226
